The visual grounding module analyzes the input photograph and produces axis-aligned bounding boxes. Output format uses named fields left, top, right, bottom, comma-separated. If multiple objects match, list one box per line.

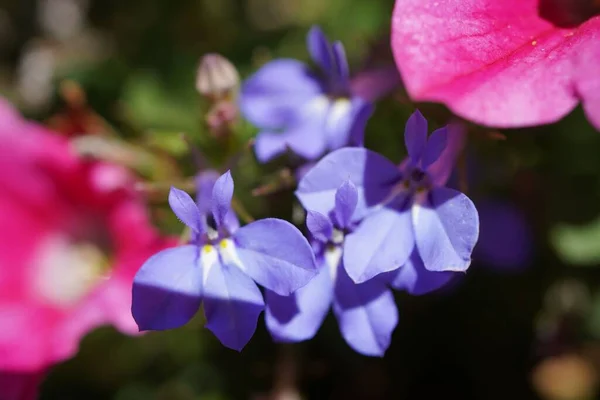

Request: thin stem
left=270, top=343, right=301, bottom=400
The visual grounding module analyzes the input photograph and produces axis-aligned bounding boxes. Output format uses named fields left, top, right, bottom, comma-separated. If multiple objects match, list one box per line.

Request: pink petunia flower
left=391, top=0, right=600, bottom=129
left=0, top=98, right=173, bottom=397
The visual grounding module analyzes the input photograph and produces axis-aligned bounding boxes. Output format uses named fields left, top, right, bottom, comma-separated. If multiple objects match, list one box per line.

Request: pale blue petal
left=306, top=210, right=333, bottom=243
left=404, top=110, right=428, bottom=164
left=253, top=106, right=329, bottom=163
left=343, top=200, right=414, bottom=283
left=295, top=148, right=401, bottom=221
left=265, top=265, right=333, bottom=342
left=389, top=250, right=455, bottom=295
left=239, top=59, right=323, bottom=130
left=168, top=187, right=203, bottom=233
left=132, top=245, right=203, bottom=331
left=211, top=170, right=234, bottom=230
left=413, top=187, right=479, bottom=272
left=233, top=218, right=317, bottom=295
left=203, top=262, right=264, bottom=351
left=333, top=263, right=398, bottom=357
left=334, top=179, right=358, bottom=229
left=325, top=97, right=372, bottom=151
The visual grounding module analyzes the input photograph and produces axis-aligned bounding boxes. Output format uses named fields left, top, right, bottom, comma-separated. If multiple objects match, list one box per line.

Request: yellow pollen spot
left=202, top=244, right=214, bottom=254
left=219, top=240, right=229, bottom=249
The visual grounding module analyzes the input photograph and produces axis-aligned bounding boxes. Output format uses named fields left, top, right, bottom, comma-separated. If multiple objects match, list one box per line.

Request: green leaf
left=121, top=73, right=199, bottom=133
left=551, top=216, right=600, bottom=266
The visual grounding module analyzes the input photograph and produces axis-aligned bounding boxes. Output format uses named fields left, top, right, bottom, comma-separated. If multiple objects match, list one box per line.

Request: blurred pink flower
left=391, top=0, right=600, bottom=129
left=0, top=98, right=172, bottom=384
left=0, top=372, right=44, bottom=400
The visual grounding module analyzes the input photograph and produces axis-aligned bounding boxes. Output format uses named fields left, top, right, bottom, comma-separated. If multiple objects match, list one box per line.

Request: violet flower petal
left=233, top=218, right=317, bottom=296
left=413, top=187, right=479, bottom=272
left=389, top=250, right=455, bottom=295
left=404, top=110, right=428, bottom=164
left=168, top=187, right=203, bottom=234
left=475, top=199, right=533, bottom=271
left=346, top=98, right=375, bottom=147
left=296, top=148, right=401, bottom=221
left=421, top=126, right=448, bottom=169
left=334, top=179, right=358, bottom=229
left=325, top=97, right=373, bottom=151
left=254, top=107, right=329, bottom=162
left=307, top=25, right=333, bottom=75
left=203, top=262, right=264, bottom=351
left=331, top=41, right=350, bottom=89
left=306, top=210, right=334, bottom=243
left=196, top=170, right=220, bottom=216
left=239, top=59, right=323, bottom=129
left=132, top=245, right=203, bottom=331
left=426, top=122, right=466, bottom=187
left=265, top=265, right=333, bottom=342
left=211, top=170, right=234, bottom=230
left=333, top=263, right=398, bottom=357
left=343, top=200, right=414, bottom=283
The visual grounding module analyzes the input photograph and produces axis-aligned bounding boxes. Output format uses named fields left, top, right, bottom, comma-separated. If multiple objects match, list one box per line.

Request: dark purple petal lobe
left=422, top=127, right=448, bottom=169
left=332, top=41, right=350, bottom=88
left=404, top=110, right=428, bottom=164
left=307, top=26, right=333, bottom=75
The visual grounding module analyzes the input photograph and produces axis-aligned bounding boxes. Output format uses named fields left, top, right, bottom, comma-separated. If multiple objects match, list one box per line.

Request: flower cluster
left=131, top=26, right=480, bottom=356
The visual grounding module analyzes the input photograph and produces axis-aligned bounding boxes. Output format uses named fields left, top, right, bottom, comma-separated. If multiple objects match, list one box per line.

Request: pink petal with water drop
left=392, top=0, right=600, bottom=129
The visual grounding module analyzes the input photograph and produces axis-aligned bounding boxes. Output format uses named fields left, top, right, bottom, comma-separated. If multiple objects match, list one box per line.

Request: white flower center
left=200, top=238, right=245, bottom=286
left=324, top=246, right=343, bottom=282
left=326, top=98, right=351, bottom=133
left=304, top=96, right=352, bottom=135
left=33, top=235, right=108, bottom=308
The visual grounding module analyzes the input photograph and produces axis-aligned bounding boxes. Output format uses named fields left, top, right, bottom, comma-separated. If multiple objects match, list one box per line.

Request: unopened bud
left=196, top=53, right=239, bottom=99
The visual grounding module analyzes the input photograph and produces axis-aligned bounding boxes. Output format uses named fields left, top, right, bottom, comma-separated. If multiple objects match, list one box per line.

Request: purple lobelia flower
left=239, top=26, right=374, bottom=163
left=131, top=171, right=317, bottom=351
left=265, top=180, right=398, bottom=356
left=295, top=110, right=479, bottom=284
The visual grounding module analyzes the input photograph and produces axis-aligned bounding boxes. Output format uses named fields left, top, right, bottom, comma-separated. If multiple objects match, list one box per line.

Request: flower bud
left=196, top=53, right=239, bottom=99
